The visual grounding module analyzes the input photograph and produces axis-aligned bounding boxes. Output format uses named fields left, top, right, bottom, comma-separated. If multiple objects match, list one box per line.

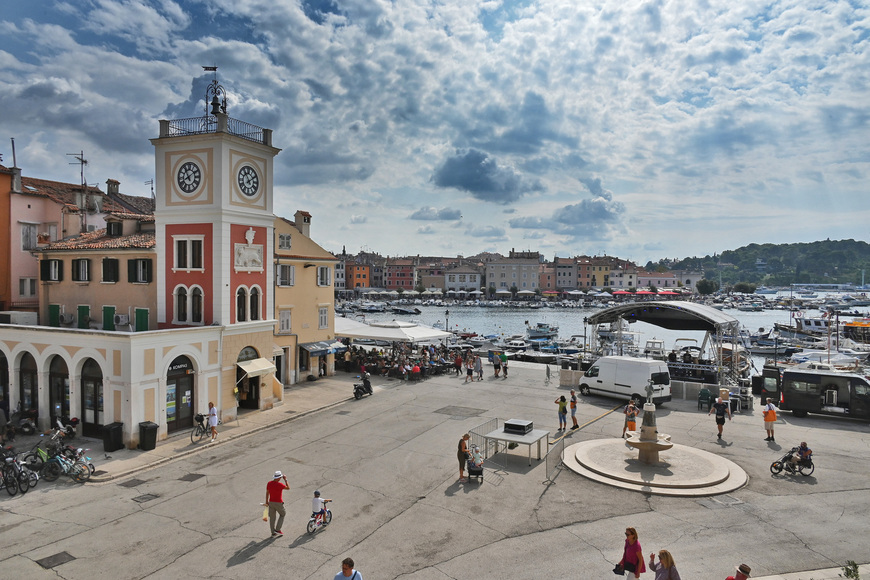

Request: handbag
left=612, top=564, right=624, bottom=575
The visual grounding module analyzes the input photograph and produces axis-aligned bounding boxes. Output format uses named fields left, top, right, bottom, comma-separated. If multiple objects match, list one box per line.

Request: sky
left=1, top=0, right=868, bottom=264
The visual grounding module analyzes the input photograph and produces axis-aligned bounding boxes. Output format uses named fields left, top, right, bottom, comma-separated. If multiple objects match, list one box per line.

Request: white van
left=579, top=356, right=672, bottom=405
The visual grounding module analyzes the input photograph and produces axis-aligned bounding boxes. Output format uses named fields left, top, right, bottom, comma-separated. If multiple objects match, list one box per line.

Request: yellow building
left=273, top=211, right=339, bottom=384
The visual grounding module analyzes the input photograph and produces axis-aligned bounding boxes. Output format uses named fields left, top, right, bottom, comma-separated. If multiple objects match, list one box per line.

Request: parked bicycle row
left=1, top=427, right=95, bottom=497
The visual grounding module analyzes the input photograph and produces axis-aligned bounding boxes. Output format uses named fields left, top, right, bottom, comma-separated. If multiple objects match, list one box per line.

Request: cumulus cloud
left=417, top=225, right=436, bottom=234
left=464, top=225, right=507, bottom=239
left=409, top=207, right=462, bottom=220
left=350, top=215, right=367, bottom=224
left=432, top=149, right=544, bottom=203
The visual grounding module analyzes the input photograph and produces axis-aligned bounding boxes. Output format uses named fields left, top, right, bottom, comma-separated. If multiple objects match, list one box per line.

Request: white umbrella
left=517, top=290, right=535, bottom=295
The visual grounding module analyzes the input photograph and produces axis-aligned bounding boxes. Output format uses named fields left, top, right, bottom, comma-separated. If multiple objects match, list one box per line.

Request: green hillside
left=656, top=239, right=870, bottom=288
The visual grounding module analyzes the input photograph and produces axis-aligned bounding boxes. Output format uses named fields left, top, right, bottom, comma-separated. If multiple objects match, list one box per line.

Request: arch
left=19, top=352, right=38, bottom=411
left=80, top=357, right=104, bottom=437
left=166, top=354, right=196, bottom=432
left=191, top=286, right=204, bottom=323
left=174, top=284, right=188, bottom=322
left=249, top=286, right=261, bottom=321
left=236, top=345, right=263, bottom=410
left=48, top=355, right=70, bottom=422
left=236, top=286, right=248, bottom=322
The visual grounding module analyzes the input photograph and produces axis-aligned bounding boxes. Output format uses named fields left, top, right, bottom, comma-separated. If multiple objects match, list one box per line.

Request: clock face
left=177, top=161, right=201, bottom=193
left=237, top=165, right=259, bottom=197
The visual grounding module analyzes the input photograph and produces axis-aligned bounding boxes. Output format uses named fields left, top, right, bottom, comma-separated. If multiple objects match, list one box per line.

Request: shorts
left=626, top=421, right=636, bottom=430
left=571, top=407, right=577, bottom=417
left=558, top=410, right=567, bottom=420
left=466, top=368, right=473, bottom=376
left=764, top=421, right=775, bottom=430
left=716, top=416, right=726, bottom=425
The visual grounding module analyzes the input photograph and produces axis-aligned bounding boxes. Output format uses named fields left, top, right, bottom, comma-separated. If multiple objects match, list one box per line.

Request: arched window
left=236, top=287, right=247, bottom=322
left=192, top=287, right=203, bottom=323
left=176, top=286, right=188, bottom=322
left=250, top=287, right=260, bottom=321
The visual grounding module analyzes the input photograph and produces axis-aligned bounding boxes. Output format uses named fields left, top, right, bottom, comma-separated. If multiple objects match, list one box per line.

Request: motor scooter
left=353, top=373, right=373, bottom=400
left=54, top=416, right=80, bottom=439
left=9, top=402, right=37, bottom=437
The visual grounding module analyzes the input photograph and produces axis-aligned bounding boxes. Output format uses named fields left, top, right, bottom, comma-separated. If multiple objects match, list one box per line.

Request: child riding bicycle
left=312, top=490, right=332, bottom=525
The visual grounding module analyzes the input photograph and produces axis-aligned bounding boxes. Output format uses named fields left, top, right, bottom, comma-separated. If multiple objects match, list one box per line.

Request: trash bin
left=138, top=421, right=158, bottom=451
left=103, top=422, right=124, bottom=452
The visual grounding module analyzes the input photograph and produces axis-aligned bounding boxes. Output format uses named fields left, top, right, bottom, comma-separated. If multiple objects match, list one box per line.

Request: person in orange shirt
left=763, top=397, right=777, bottom=442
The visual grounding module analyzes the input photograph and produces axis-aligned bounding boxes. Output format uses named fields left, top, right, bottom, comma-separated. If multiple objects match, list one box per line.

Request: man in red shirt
left=265, top=470, right=289, bottom=537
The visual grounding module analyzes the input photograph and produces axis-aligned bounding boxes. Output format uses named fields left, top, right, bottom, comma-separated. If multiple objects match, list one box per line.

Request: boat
left=391, top=307, right=421, bottom=315
left=527, top=322, right=559, bottom=339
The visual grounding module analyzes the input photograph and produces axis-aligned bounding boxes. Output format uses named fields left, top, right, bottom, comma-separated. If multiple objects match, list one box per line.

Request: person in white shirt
left=207, top=402, right=218, bottom=443
left=334, top=557, right=362, bottom=580
left=312, top=490, right=332, bottom=525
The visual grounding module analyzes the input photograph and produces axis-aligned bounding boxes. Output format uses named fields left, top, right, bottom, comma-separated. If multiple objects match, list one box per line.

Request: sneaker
left=717, top=433, right=722, bottom=439
left=275, top=530, right=283, bottom=536
left=459, top=478, right=468, bottom=483
left=770, top=437, right=775, bottom=442
left=271, top=532, right=278, bottom=537
left=571, top=425, right=579, bottom=430
left=764, top=437, right=771, bottom=441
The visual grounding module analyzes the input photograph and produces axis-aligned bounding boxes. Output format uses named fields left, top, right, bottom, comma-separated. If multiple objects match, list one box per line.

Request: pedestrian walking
left=725, top=563, right=752, bottom=580
left=207, top=401, right=218, bottom=443
left=649, top=549, right=682, bottom=580
left=617, top=527, right=646, bottom=579
left=474, top=355, right=483, bottom=381
left=493, top=352, right=502, bottom=377
left=709, top=397, right=732, bottom=439
left=334, top=557, right=363, bottom=579
left=464, top=358, right=474, bottom=383
left=457, top=433, right=470, bottom=482
left=555, top=395, right=568, bottom=430
left=762, top=398, right=777, bottom=441
left=500, top=352, right=508, bottom=377
left=622, top=400, right=639, bottom=438
left=569, top=389, right=579, bottom=430
left=264, top=470, right=289, bottom=537
left=454, top=354, right=463, bottom=376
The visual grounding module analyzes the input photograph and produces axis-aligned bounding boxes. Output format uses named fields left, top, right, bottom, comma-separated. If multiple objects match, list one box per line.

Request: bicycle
left=3, top=452, right=36, bottom=495
left=307, top=499, right=332, bottom=534
left=42, top=448, right=91, bottom=483
left=190, top=413, right=209, bottom=444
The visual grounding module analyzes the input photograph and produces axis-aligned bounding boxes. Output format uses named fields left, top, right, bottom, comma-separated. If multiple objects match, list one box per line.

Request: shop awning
left=237, top=358, right=276, bottom=377
left=300, top=341, right=346, bottom=357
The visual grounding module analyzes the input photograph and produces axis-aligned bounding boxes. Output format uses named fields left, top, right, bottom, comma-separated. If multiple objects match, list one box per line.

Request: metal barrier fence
left=469, top=418, right=499, bottom=458
left=544, top=435, right=565, bottom=484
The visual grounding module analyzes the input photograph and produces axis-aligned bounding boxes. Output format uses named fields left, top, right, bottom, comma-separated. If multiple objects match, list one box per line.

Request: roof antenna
left=67, top=151, right=89, bottom=233
left=144, top=178, right=154, bottom=201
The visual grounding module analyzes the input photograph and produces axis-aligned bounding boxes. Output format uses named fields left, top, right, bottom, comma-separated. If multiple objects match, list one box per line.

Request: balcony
left=158, top=115, right=272, bottom=146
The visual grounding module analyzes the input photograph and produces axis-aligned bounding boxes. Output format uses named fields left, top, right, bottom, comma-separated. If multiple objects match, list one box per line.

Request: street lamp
left=445, top=310, right=450, bottom=334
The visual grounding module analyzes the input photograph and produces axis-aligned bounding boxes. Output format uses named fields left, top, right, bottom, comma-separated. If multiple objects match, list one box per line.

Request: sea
left=344, top=301, right=806, bottom=373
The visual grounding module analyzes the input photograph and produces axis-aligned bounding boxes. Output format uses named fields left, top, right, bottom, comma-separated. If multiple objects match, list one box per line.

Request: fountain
left=624, top=381, right=673, bottom=464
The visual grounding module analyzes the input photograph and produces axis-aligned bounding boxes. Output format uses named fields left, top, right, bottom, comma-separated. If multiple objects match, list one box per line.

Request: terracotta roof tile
left=42, top=229, right=155, bottom=251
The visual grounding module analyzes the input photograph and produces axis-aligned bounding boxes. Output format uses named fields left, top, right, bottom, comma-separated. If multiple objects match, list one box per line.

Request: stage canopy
left=335, top=317, right=452, bottom=342
left=585, top=301, right=739, bottom=333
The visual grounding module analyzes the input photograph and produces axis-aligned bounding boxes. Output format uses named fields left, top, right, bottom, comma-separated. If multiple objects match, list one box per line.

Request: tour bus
left=579, top=356, right=672, bottom=405
left=780, top=368, right=870, bottom=419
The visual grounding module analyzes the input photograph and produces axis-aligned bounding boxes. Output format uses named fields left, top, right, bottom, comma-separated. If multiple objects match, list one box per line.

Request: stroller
left=466, top=444, right=484, bottom=483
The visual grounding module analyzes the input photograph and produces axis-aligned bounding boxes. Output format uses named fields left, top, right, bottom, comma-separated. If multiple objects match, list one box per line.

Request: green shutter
left=135, top=308, right=149, bottom=331
left=77, top=305, right=89, bottom=329
left=48, top=304, right=61, bottom=327
left=103, top=306, right=115, bottom=331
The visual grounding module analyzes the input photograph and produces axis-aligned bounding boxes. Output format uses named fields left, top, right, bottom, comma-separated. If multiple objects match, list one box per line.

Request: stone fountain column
left=625, top=402, right=673, bottom=464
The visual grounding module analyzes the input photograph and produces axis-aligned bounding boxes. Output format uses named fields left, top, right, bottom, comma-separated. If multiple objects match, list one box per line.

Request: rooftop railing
left=159, top=115, right=272, bottom=146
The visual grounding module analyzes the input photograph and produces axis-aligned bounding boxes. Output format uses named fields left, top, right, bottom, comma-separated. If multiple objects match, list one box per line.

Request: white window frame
left=318, top=306, right=329, bottom=329
left=72, top=258, right=90, bottom=282
left=172, top=235, right=205, bottom=272
left=19, top=277, right=37, bottom=298
left=48, top=260, right=61, bottom=281
left=317, top=266, right=332, bottom=287
left=277, top=264, right=295, bottom=287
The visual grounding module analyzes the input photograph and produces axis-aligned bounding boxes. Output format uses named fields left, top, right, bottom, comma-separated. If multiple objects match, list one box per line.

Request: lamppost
left=445, top=309, right=450, bottom=334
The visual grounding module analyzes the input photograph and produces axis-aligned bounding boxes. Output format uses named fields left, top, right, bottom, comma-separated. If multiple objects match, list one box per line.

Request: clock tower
left=151, top=75, right=281, bottom=329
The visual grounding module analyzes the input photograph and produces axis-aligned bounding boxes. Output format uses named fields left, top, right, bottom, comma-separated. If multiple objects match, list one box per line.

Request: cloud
left=432, top=149, right=544, bottom=203
left=409, top=207, right=462, bottom=220
left=417, top=225, right=436, bottom=234
left=349, top=215, right=367, bottom=224
left=464, top=225, right=507, bottom=239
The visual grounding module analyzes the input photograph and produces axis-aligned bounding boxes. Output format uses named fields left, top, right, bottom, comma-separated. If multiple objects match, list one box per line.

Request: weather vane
left=202, top=65, right=227, bottom=116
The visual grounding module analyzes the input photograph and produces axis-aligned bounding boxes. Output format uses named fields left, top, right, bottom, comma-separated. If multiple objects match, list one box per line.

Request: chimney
left=11, top=167, right=22, bottom=192
left=106, top=179, right=120, bottom=196
left=294, top=210, right=312, bottom=237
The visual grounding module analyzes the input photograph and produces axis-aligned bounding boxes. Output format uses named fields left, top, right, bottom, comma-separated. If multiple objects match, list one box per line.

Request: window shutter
left=55, top=260, right=63, bottom=281
left=143, top=259, right=153, bottom=282
left=40, top=259, right=51, bottom=281
left=128, top=259, right=136, bottom=282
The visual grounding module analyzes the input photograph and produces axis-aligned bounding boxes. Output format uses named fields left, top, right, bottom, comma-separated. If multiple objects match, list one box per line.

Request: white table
left=483, top=428, right=550, bottom=466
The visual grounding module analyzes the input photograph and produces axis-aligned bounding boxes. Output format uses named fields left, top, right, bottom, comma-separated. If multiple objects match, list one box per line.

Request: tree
left=696, top=279, right=719, bottom=295
left=396, top=287, right=404, bottom=296
left=488, top=285, right=496, bottom=298
left=732, top=282, right=757, bottom=294
left=415, top=283, right=425, bottom=293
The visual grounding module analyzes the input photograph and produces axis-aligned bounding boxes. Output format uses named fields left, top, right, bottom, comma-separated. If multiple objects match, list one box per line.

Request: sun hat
left=736, top=563, right=751, bottom=577
left=273, top=471, right=283, bottom=479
